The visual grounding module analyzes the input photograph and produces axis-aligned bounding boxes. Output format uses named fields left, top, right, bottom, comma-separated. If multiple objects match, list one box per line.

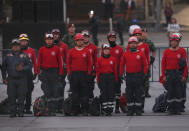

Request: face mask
left=21, top=45, right=28, bottom=50
left=130, top=47, right=137, bottom=52
left=46, top=44, right=53, bottom=48
left=103, top=54, right=110, bottom=58
left=108, top=40, right=116, bottom=47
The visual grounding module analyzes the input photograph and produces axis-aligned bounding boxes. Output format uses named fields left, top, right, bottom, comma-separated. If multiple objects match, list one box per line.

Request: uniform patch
left=136, top=55, right=140, bottom=59
left=110, top=61, right=113, bottom=64
left=51, top=51, right=55, bottom=56
left=115, top=49, right=119, bottom=54
left=83, top=53, right=86, bottom=57
left=89, top=49, right=93, bottom=53
left=177, top=54, right=181, bottom=58
left=28, top=53, right=31, bottom=58
left=141, top=48, right=145, bottom=52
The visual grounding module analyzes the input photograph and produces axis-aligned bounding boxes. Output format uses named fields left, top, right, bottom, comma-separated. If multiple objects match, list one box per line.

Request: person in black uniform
left=2, top=39, right=32, bottom=117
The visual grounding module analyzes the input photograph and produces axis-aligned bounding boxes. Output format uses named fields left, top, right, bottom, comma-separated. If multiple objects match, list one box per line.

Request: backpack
left=63, top=96, right=73, bottom=116
left=88, top=97, right=101, bottom=116
left=0, top=98, right=9, bottom=114
left=152, top=92, right=168, bottom=113
left=120, top=93, right=127, bottom=113
left=33, top=96, right=49, bottom=116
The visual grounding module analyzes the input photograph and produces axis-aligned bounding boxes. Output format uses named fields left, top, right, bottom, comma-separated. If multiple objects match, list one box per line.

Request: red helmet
left=74, top=33, right=84, bottom=41
left=169, top=33, right=182, bottom=41
left=107, top=31, right=116, bottom=39
left=128, top=36, right=138, bottom=43
left=132, top=28, right=142, bottom=35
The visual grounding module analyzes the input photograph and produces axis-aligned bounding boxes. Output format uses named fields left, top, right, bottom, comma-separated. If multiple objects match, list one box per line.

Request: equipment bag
left=152, top=91, right=168, bottom=113
left=33, top=95, right=49, bottom=116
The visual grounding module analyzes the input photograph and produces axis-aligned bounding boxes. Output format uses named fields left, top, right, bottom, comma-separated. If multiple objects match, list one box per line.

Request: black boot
left=115, top=99, right=120, bottom=113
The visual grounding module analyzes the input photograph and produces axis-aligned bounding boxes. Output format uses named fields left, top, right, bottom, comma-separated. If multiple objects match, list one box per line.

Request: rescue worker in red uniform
left=120, top=36, right=148, bottom=116
left=97, top=43, right=118, bottom=116
left=126, top=27, right=150, bottom=112
left=104, top=31, right=123, bottom=113
left=81, top=30, right=98, bottom=102
left=161, top=33, right=188, bottom=115
left=37, top=33, right=63, bottom=116
left=67, top=33, right=92, bottom=116
left=19, top=33, right=37, bottom=114
left=52, top=28, right=69, bottom=113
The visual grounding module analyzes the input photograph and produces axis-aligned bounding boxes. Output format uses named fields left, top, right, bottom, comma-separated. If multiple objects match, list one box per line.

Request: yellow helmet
left=19, top=33, right=29, bottom=41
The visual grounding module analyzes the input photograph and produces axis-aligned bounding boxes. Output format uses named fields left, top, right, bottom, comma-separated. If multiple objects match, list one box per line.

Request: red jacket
left=84, top=43, right=98, bottom=69
left=37, top=45, right=63, bottom=75
left=67, top=47, right=92, bottom=75
left=101, top=45, right=124, bottom=65
left=127, top=42, right=150, bottom=67
left=23, top=47, right=37, bottom=74
left=161, top=47, right=188, bottom=78
left=119, top=50, right=148, bottom=75
left=96, top=56, right=118, bottom=83
left=59, top=41, right=69, bottom=64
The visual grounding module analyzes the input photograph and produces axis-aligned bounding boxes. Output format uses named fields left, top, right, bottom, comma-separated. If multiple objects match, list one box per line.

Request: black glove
left=38, top=73, right=43, bottom=81
left=32, top=74, right=37, bottom=80
left=150, top=56, right=155, bottom=65
left=68, top=75, right=71, bottom=81
left=119, top=75, right=124, bottom=83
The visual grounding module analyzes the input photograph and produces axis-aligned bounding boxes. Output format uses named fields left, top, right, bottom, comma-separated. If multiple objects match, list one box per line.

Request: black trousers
left=57, top=67, right=67, bottom=109
left=70, top=71, right=89, bottom=113
left=99, top=73, right=115, bottom=112
left=7, top=77, right=27, bottom=114
left=25, top=70, right=34, bottom=111
left=115, top=66, right=122, bottom=99
left=91, top=32, right=98, bottom=46
left=125, top=73, right=144, bottom=112
left=166, top=70, right=183, bottom=112
left=41, top=68, right=62, bottom=113
left=118, top=31, right=124, bottom=45
left=88, top=70, right=96, bottom=100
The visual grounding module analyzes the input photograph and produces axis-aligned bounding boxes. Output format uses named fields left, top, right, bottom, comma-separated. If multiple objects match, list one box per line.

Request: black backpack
left=88, top=97, right=101, bottom=116
left=0, top=98, right=9, bottom=114
left=63, top=96, right=73, bottom=116
left=152, top=92, right=168, bottom=113
left=33, top=96, right=49, bottom=116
